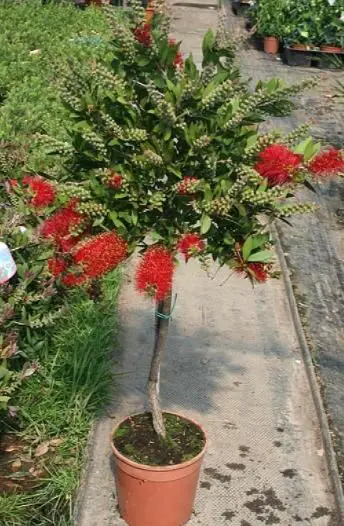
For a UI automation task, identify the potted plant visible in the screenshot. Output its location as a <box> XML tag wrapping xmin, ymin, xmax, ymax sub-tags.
<box><xmin>34</xmin><ymin>3</ymin><xmax>344</xmax><ymax>525</ymax></box>
<box><xmin>282</xmin><ymin>0</ymin><xmax>326</xmax><ymax>50</ymax></box>
<box><xmin>254</xmin><ymin>0</ymin><xmax>285</xmax><ymax>54</ymax></box>
<box><xmin>320</xmin><ymin>10</ymin><xmax>344</xmax><ymax>52</ymax></box>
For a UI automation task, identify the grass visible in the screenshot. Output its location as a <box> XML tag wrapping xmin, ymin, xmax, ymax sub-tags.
<box><xmin>0</xmin><ymin>269</ymin><xmax>122</xmax><ymax>526</ymax></box>
<box><xmin>0</xmin><ymin>0</ymin><xmax>118</xmax><ymax>170</ymax></box>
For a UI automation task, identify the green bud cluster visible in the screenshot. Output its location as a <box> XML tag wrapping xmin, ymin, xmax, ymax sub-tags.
<box><xmin>193</xmin><ymin>135</ymin><xmax>211</xmax><ymax>149</ymax></box>
<box><xmin>284</xmin><ymin>123</ymin><xmax>311</xmax><ymax>145</ymax></box>
<box><xmin>244</xmin><ymin>132</ymin><xmax>281</xmax><ymax>158</ymax></box>
<box><xmin>202</xmin><ymin>79</ymin><xmax>234</xmax><ymax>110</ymax></box>
<box><xmin>224</xmin><ymin>89</ymin><xmax>267</xmax><ymax>129</ymax></box>
<box><xmin>0</xmin><ymin>149</ymin><xmax>18</xmax><ymax>174</ymax></box>
<box><xmin>100</xmin><ymin>112</ymin><xmax>124</xmax><ymax>139</ymax></box>
<box><xmin>76</xmin><ymin>201</ymin><xmax>107</xmax><ymax>218</ymax></box>
<box><xmin>60</xmin><ymin>184</ymin><xmax>92</xmax><ymax>201</ymax></box>
<box><xmin>59</xmin><ymin>88</ymin><xmax>83</xmax><ymax>112</ymax></box>
<box><xmin>235</xmin><ymin>165</ymin><xmax>262</xmax><ymax>183</ymax></box>
<box><xmin>35</xmin><ymin>134</ymin><xmax>74</xmax><ymax>156</ymax></box>
<box><xmin>104</xmin><ymin>13</ymin><xmax>136</xmax><ymax>63</ymax></box>
<box><xmin>147</xmin><ymin>83</ymin><xmax>176</xmax><ymax>123</ymax></box>
<box><xmin>82</xmin><ymin>131</ymin><xmax>107</xmax><ymax>157</ymax></box>
<box><xmin>91</xmin><ymin>63</ymin><xmax>126</xmax><ymax>92</ymax></box>
<box><xmin>133</xmin><ymin>150</ymin><xmax>163</xmax><ymax>168</ymax></box>
<box><xmin>123</xmin><ymin>128</ymin><xmax>148</xmax><ymax>142</ymax></box>
<box><xmin>148</xmin><ymin>192</ymin><xmax>166</xmax><ymax>209</ymax></box>
<box><xmin>181</xmin><ymin>79</ymin><xmax>198</xmax><ymax>101</ymax></box>
<box><xmin>275</xmin><ymin>202</ymin><xmax>316</xmax><ymax>217</ymax></box>
<box><xmin>59</xmin><ymin>65</ymin><xmax>88</xmax><ymax>97</ymax></box>
<box><xmin>242</xmin><ymin>186</ymin><xmax>286</xmax><ymax>206</ymax></box>
<box><xmin>129</xmin><ymin>0</ymin><xmax>146</xmax><ymax>26</ymax></box>
<box><xmin>200</xmin><ymin>64</ymin><xmax>216</xmax><ymax>85</ymax></box>
<box><xmin>175</xmin><ymin>121</ymin><xmax>187</xmax><ymax>131</ymax></box>
<box><xmin>144</xmin><ymin>150</ymin><xmax>163</xmax><ymax>166</ymax></box>
<box><xmin>277</xmin><ymin>77</ymin><xmax>317</xmax><ymax>98</ymax></box>
<box><xmin>201</xmin><ymin>196</ymin><xmax>232</xmax><ymax>216</ymax></box>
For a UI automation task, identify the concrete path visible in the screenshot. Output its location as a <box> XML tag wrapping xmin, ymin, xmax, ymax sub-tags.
<box><xmin>226</xmin><ymin>2</ymin><xmax>344</xmax><ymax>489</ymax></box>
<box><xmin>76</xmin><ymin>3</ymin><xmax>341</xmax><ymax>525</ymax></box>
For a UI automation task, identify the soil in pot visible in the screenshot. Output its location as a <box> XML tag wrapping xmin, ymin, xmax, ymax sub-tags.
<box><xmin>291</xmin><ymin>43</ymin><xmax>310</xmax><ymax>50</ymax></box>
<box><xmin>113</xmin><ymin>412</ymin><xmax>206</xmax><ymax>466</ymax></box>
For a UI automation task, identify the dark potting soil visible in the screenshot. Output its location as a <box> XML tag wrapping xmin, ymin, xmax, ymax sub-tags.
<box><xmin>113</xmin><ymin>413</ymin><xmax>206</xmax><ymax>466</ymax></box>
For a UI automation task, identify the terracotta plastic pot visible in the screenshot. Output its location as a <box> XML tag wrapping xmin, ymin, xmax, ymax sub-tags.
<box><xmin>145</xmin><ymin>7</ymin><xmax>154</xmax><ymax>23</ymax></box>
<box><xmin>264</xmin><ymin>36</ymin><xmax>279</xmax><ymax>54</ymax></box>
<box><xmin>320</xmin><ymin>45</ymin><xmax>342</xmax><ymax>53</ymax></box>
<box><xmin>111</xmin><ymin>413</ymin><xmax>207</xmax><ymax>526</ymax></box>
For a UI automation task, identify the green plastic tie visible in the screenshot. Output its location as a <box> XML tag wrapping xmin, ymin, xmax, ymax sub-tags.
<box><xmin>155</xmin><ymin>294</ymin><xmax>178</xmax><ymax>320</ymax></box>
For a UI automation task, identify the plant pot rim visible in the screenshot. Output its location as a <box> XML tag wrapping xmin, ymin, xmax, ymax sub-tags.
<box><xmin>320</xmin><ymin>45</ymin><xmax>342</xmax><ymax>51</ymax></box>
<box><xmin>110</xmin><ymin>411</ymin><xmax>207</xmax><ymax>472</ymax></box>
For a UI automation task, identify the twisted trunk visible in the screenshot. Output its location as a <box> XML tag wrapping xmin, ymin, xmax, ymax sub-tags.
<box><xmin>147</xmin><ymin>293</ymin><xmax>172</xmax><ymax>439</ymax></box>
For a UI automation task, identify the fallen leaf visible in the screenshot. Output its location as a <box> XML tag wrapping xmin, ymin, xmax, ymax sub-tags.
<box><xmin>29</xmin><ymin>467</ymin><xmax>45</xmax><ymax>478</ymax></box>
<box><xmin>11</xmin><ymin>459</ymin><xmax>22</xmax><ymax>472</ymax></box>
<box><xmin>3</xmin><ymin>444</ymin><xmax>20</xmax><ymax>453</ymax></box>
<box><xmin>34</xmin><ymin>437</ymin><xmax>63</xmax><ymax>457</ymax></box>
<box><xmin>35</xmin><ymin>442</ymin><xmax>49</xmax><ymax>458</ymax></box>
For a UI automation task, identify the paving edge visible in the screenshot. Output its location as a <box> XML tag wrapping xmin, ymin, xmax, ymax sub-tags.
<box><xmin>73</xmin><ymin>418</ymin><xmax>100</xmax><ymax>525</ymax></box>
<box><xmin>272</xmin><ymin>224</ymin><xmax>344</xmax><ymax>523</ymax></box>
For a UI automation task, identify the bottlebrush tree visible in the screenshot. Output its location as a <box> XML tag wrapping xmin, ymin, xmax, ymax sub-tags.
<box><xmin>32</xmin><ymin>2</ymin><xmax>344</xmax><ymax>437</ymax></box>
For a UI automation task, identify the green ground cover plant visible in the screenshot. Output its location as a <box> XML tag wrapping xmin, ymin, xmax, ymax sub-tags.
<box><xmin>0</xmin><ymin>0</ymin><xmax>116</xmax><ymax>169</ymax></box>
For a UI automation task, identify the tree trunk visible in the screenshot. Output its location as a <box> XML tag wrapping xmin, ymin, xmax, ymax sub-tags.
<box><xmin>147</xmin><ymin>293</ymin><xmax>172</xmax><ymax>439</ymax></box>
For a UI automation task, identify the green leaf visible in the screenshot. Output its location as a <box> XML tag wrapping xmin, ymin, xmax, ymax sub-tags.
<box><xmin>202</xmin><ymin>29</ymin><xmax>215</xmax><ymax>55</ymax></box>
<box><xmin>200</xmin><ymin>214</ymin><xmax>212</xmax><ymax>234</ymax></box>
<box><xmin>294</xmin><ymin>137</ymin><xmax>320</xmax><ymax>161</ymax></box>
<box><xmin>247</xmin><ymin>250</ymin><xmax>274</xmax><ymax>262</ymax></box>
<box><xmin>251</xmin><ymin>234</ymin><xmax>270</xmax><ymax>251</ymax></box>
<box><xmin>204</xmin><ymin>187</ymin><xmax>213</xmax><ymax>201</ymax></box>
<box><xmin>131</xmin><ymin>211</ymin><xmax>138</xmax><ymax>225</ymax></box>
<box><xmin>246</xmin><ymin>133</ymin><xmax>258</xmax><ymax>148</ymax></box>
<box><xmin>164</xmin><ymin>128</ymin><xmax>172</xmax><ymax>141</ymax></box>
<box><xmin>242</xmin><ymin>237</ymin><xmax>253</xmax><ymax>261</ymax></box>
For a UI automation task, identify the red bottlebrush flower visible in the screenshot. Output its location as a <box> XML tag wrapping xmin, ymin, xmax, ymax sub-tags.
<box><xmin>108</xmin><ymin>172</ymin><xmax>123</xmax><ymax>189</ymax></box>
<box><xmin>41</xmin><ymin>200</ymin><xmax>85</xmax><ymax>252</ymax></box>
<box><xmin>235</xmin><ymin>261</ymin><xmax>268</xmax><ymax>283</ymax></box>
<box><xmin>73</xmin><ymin>231</ymin><xmax>128</xmax><ymax>279</ymax></box>
<box><xmin>48</xmin><ymin>257</ymin><xmax>67</xmax><ymax>277</ymax></box>
<box><xmin>22</xmin><ymin>175</ymin><xmax>56</xmax><ymax>208</ymax></box>
<box><xmin>177</xmin><ymin>176</ymin><xmax>199</xmax><ymax>195</ymax></box>
<box><xmin>168</xmin><ymin>38</ymin><xmax>184</xmax><ymax>68</ymax></box>
<box><xmin>255</xmin><ymin>144</ymin><xmax>302</xmax><ymax>187</ymax></box>
<box><xmin>135</xmin><ymin>246</ymin><xmax>175</xmax><ymax>301</ymax></box>
<box><xmin>134</xmin><ymin>23</ymin><xmax>152</xmax><ymax>47</ymax></box>
<box><xmin>173</xmin><ymin>51</ymin><xmax>184</xmax><ymax>68</ymax></box>
<box><xmin>177</xmin><ymin>233</ymin><xmax>205</xmax><ymax>262</ymax></box>
<box><xmin>9</xmin><ymin>179</ymin><xmax>18</xmax><ymax>188</ymax></box>
<box><xmin>62</xmin><ymin>273</ymin><xmax>87</xmax><ymax>287</ymax></box>
<box><xmin>308</xmin><ymin>149</ymin><xmax>344</xmax><ymax>176</ymax></box>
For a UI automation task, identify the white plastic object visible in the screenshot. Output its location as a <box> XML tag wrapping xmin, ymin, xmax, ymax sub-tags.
<box><xmin>0</xmin><ymin>242</ymin><xmax>17</xmax><ymax>284</ymax></box>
